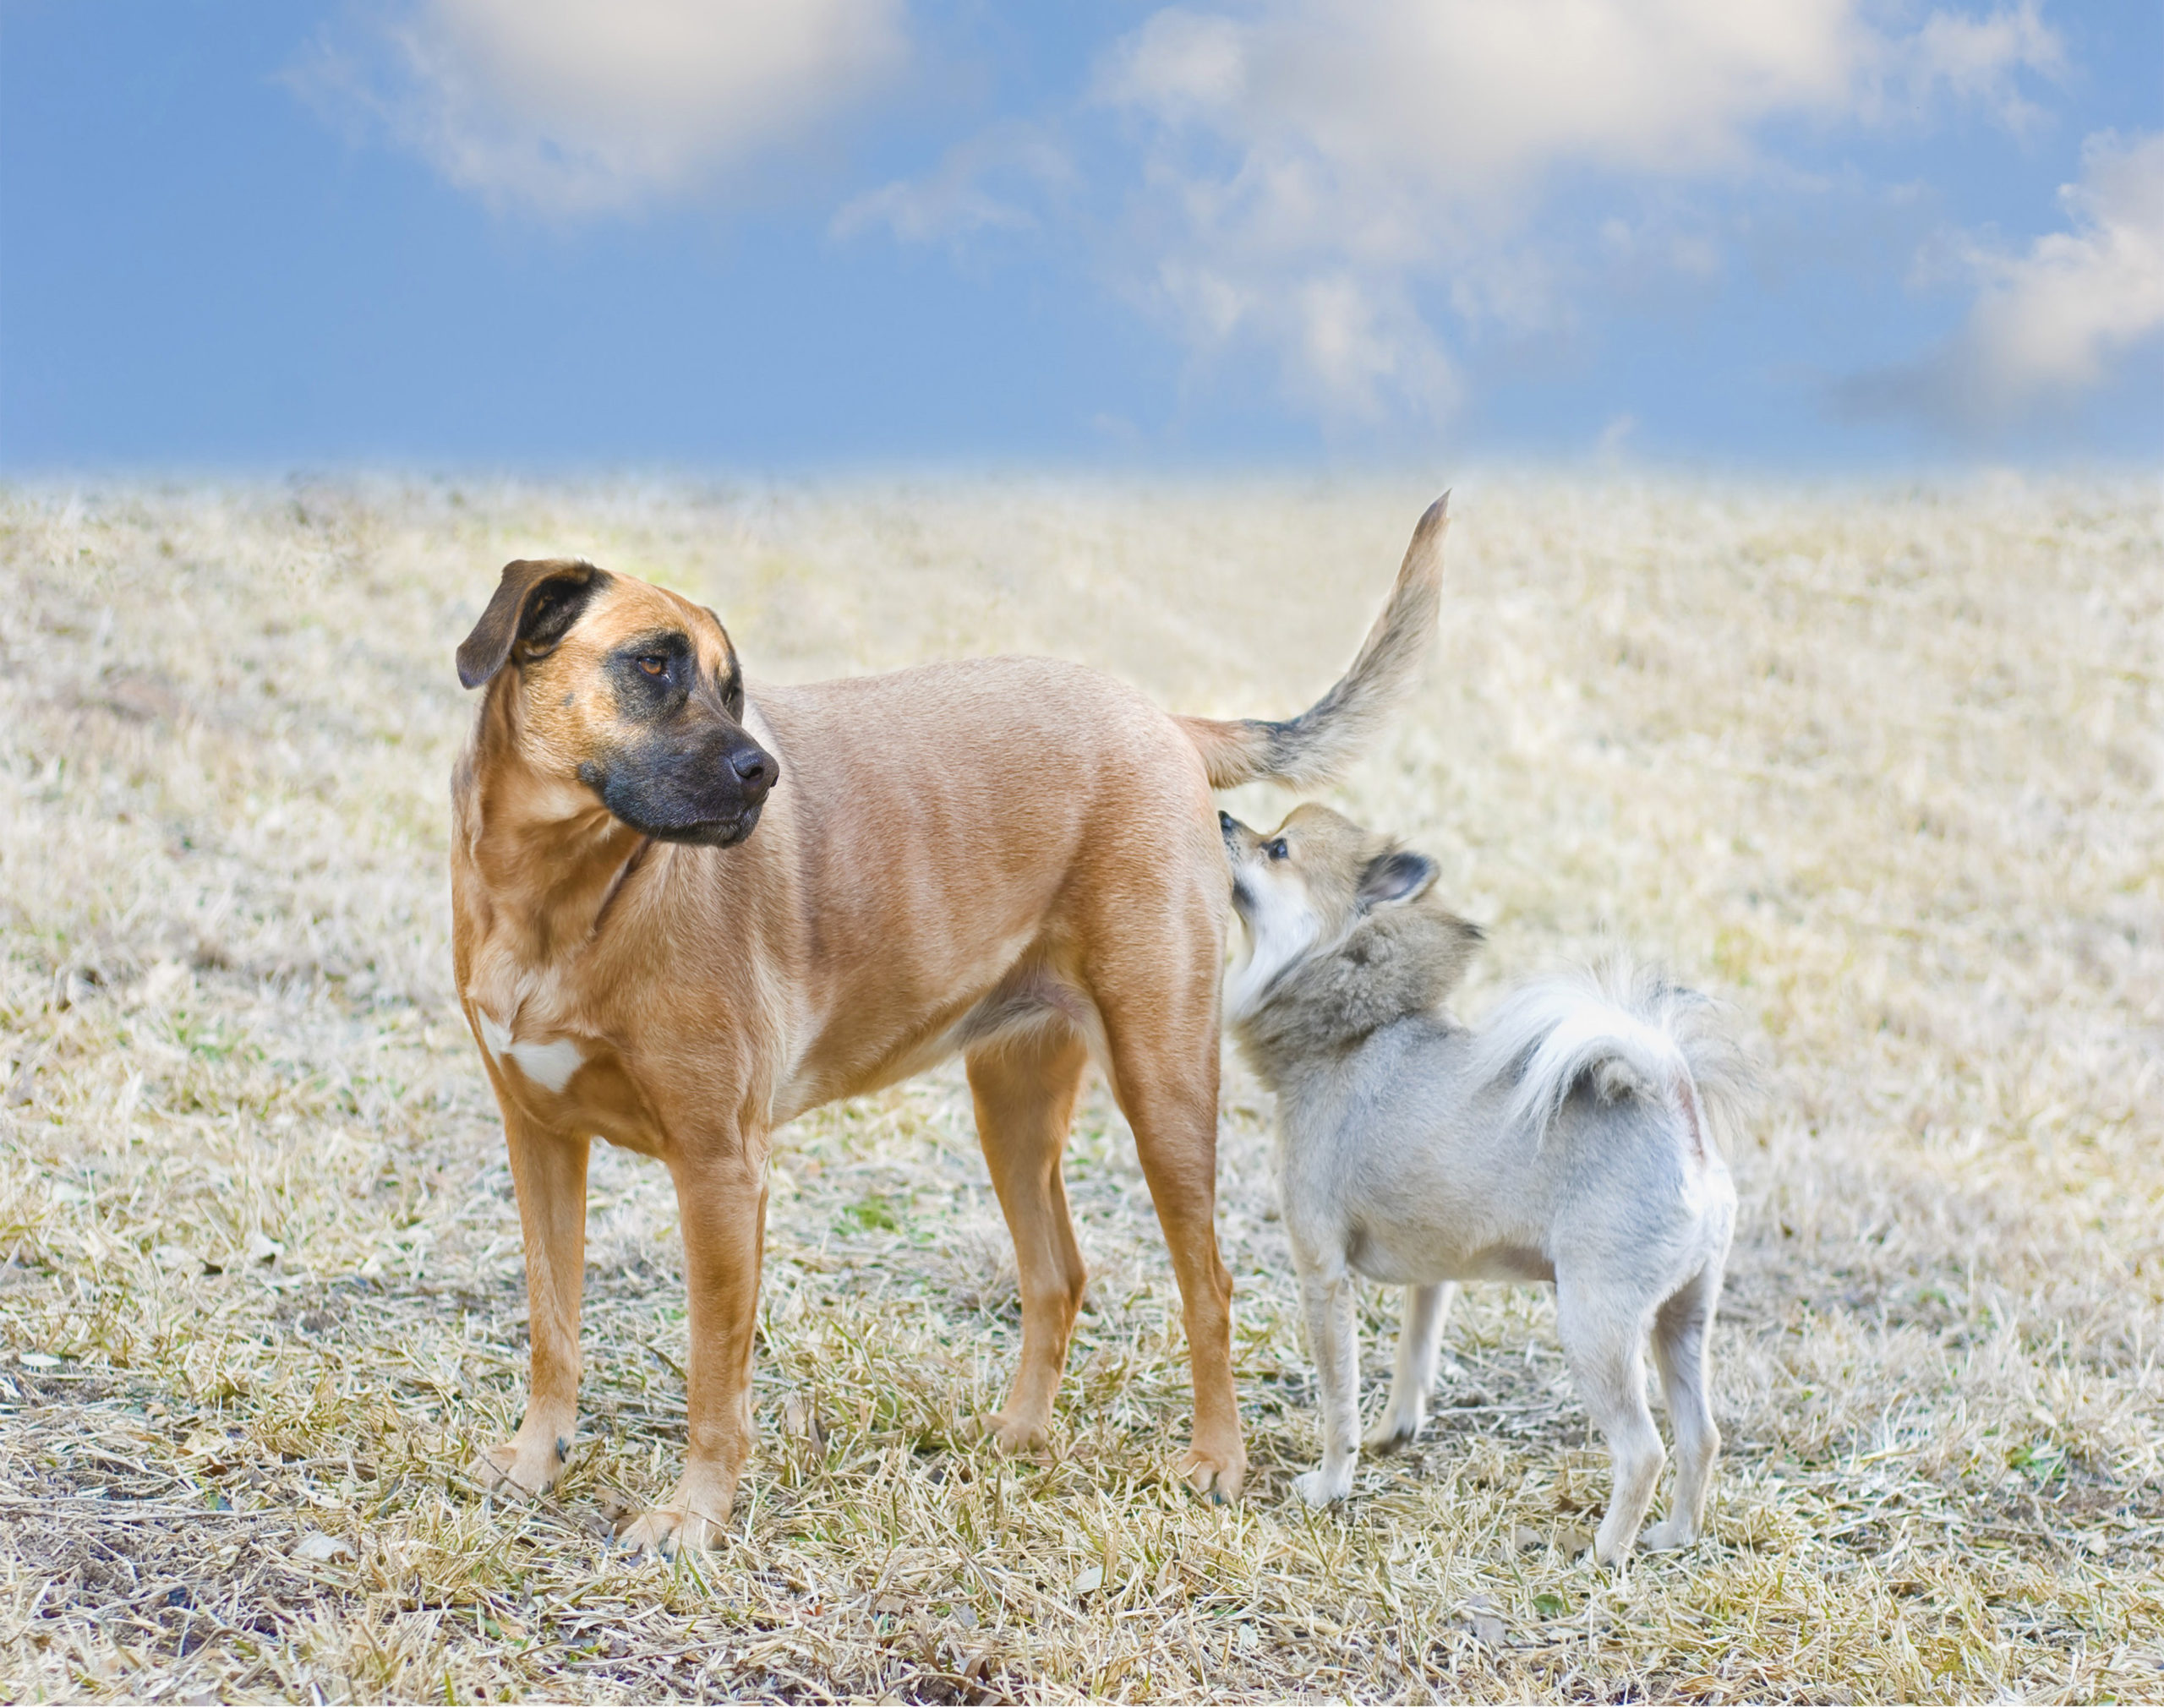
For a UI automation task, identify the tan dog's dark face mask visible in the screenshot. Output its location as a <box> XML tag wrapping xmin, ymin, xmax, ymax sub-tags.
<box><xmin>456</xmin><ymin>559</ymin><xmax>779</xmax><ymax>847</ymax></box>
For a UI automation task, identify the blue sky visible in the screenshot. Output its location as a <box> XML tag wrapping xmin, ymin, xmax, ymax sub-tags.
<box><xmin>2</xmin><ymin>0</ymin><xmax>2157</xmax><ymax>471</ymax></box>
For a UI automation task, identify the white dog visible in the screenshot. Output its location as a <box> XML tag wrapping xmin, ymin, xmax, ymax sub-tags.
<box><xmin>1221</xmin><ymin>804</ymin><xmax>1750</xmax><ymax>1565</ymax></box>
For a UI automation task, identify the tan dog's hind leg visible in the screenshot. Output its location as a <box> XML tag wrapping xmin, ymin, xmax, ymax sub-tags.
<box><xmin>1097</xmin><ymin>980</ymin><xmax>1246</xmax><ymax>1502</ymax></box>
<box><xmin>619</xmin><ymin>1149</ymin><xmax>768</xmax><ymax>1554</ymax></box>
<box><xmin>968</xmin><ymin>1029</ymin><xmax>1090</xmax><ymax>1453</ymax></box>
<box><xmin>471</xmin><ymin>1113</ymin><xmax>589</xmax><ymax>1498</ymax></box>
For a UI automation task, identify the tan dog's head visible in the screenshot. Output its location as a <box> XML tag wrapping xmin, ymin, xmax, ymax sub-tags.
<box><xmin>1218</xmin><ymin>803</ymin><xmax>1438</xmax><ymax>1016</ymax></box>
<box><xmin>456</xmin><ymin>559</ymin><xmax>778</xmax><ymax>847</ymax></box>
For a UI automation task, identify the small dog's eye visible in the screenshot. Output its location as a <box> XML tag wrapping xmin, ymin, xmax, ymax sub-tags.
<box><xmin>1267</xmin><ymin>839</ymin><xmax>1288</xmax><ymax>861</ymax></box>
<box><xmin>636</xmin><ymin>655</ymin><xmax>666</xmax><ymax>677</ymax></box>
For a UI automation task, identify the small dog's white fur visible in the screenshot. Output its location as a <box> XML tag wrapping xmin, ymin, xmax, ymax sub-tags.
<box><xmin>1221</xmin><ymin>804</ymin><xmax>1750</xmax><ymax>1565</ymax></box>
<box><xmin>1223</xmin><ymin>868</ymin><xmax>1322</xmax><ymax>1023</ymax></box>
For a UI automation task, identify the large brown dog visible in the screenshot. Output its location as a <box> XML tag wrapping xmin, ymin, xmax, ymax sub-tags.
<box><xmin>451</xmin><ymin>497</ymin><xmax>1448</xmax><ymax>1551</ymax></box>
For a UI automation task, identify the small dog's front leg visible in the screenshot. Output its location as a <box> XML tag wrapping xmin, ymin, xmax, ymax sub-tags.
<box><xmin>1292</xmin><ymin>1262</ymin><xmax>1361</xmax><ymax>1505</ymax></box>
<box><xmin>1364</xmin><ymin>1282</ymin><xmax>1456</xmax><ymax>1454</ymax></box>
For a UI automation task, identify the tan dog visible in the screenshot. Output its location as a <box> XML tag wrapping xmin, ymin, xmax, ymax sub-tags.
<box><xmin>450</xmin><ymin>497</ymin><xmax>1449</xmax><ymax>1551</ymax></box>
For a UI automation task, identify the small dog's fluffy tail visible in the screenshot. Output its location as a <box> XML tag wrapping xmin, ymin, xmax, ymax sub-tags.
<box><xmin>1178</xmin><ymin>494</ymin><xmax>1449</xmax><ymax>790</ymax></box>
<box><xmin>1471</xmin><ymin>959</ymin><xmax>1750</xmax><ymax>1165</ymax></box>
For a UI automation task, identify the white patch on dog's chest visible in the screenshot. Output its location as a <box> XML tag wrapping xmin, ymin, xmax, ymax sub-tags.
<box><xmin>473</xmin><ymin>1005</ymin><xmax>587</xmax><ymax>1094</ymax></box>
<box><xmin>475</xmin><ymin>1007</ymin><xmax>514</xmax><ymax>1061</ymax></box>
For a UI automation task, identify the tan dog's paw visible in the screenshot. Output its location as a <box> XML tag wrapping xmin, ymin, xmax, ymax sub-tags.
<box><xmin>1178</xmin><ymin>1439</ymin><xmax>1246</xmax><ymax>1504</ymax></box>
<box><xmin>468</xmin><ymin>1432</ymin><xmax>570</xmax><ymax>1498</ymax></box>
<box><xmin>615</xmin><ymin>1504</ymin><xmax>725</xmax><ymax>1557</ymax></box>
<box><xmin>973</xmin><ymin>1410</ymin><xmax>1052</xmax><ymax>1454</ymax></box>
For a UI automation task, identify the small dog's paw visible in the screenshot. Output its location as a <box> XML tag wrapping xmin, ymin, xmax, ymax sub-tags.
<box><xmin>467</xmin><ymin>1434</ymin><xmax>566</xmax><ymax>1498</ymax></box>
<box><xmin>973</xmin><ymin>1410</ymin><xmax>1051</xmax><ymax>1455</ymax></box>
<box><xmin>1638</xmin><ymin>1519</ymin><xmax>1697</xmax><ymax>1552</ymax></box>
<box><xmin>1362</xmin><ymin>1413</ymin><xmax>1420</xmax><ymax>1454</ymax></box>
<box><xmin>1292</xmin><ymin>1468</ymin><xmax>1347</xmax><ymax>1507</ymax></box>
<box><xmin>1592</xmin><ymin>1525</ymin><xmax>1638</xmax><ymax>1567</ymax></box>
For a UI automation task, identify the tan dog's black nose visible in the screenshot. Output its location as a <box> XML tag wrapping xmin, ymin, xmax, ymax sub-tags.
<box><xmin>732</xmin><ymin>747</ymin><xmax>778</xmax><ymax>805</ymax></box>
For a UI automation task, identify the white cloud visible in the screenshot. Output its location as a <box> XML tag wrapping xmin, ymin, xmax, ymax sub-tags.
<box><xmin>292</xmin><ymin>0</ymin><xmax>909</xmax><ymax>215</ymax></box>
<box><xmin>833</xmin><ymin>124</ymin><xmax>1075</xmax><ymax>247</ymax></box>
<box><xmin>1900</xmin><ymin>0</ymin><xmax>2064</xmax><ymax>133</ymax></box>
<box><xmin>1090</xmin><ymin>0</ymin><xmax>2063</xmax><ymax>422</ymax></box>
<box><xmin>1101</xmin><ymin>0</ymin><xmax>1866</xmax><ymax>194</ymax></box>
<box><xmin>1840</xmin><ymin>129</ymin><xmax>2164</xmax><ymax>429</ymax></box>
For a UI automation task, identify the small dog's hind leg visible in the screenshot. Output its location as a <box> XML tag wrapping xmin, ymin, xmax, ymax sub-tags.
<box><xmin>1363</xmin><ymin>1282</ymin><xmax>1456</xmax><ymax>1454</ymax></box>
<box><xmin>967</xmin><ymin>1028</ymin><xmax>1091</xmax><ymax>1454</ymax></box>
<box><xmin>1642</xmin><ymin>1263</ymin><xmax>1724</xmax><ymax>1552</ymax></box>
<box><xmin>1557</xmin><ymin>1279</ymin><xmax>1664</xmax><ymax>1565</ymax></box>
<box><xmin>1292</xmin><ymin>1258</ymin><xmax>1362</xmax><ymax>1504</ymax></box>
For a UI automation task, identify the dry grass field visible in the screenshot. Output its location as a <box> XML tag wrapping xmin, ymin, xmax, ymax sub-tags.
<box><xmin>1</xmin><ymin>473</ymin><xmax>2159</xmax><ymax>1703</ymax></box>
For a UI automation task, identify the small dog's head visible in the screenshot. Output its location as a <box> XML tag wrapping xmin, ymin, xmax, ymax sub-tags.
<box><xmin>456</xmin><ymin>559</ymin><xmax>778</xmax><ymax>848</ymax></box>
<box><xmin>1218</xmin><ymin>803</ymin><xmax>1440</xmax><ymax>1018</ymax></box>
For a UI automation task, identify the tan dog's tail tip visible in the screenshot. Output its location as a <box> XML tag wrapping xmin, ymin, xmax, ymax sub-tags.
<box><xmin>1179</xmin><ymin>491</ymin><xmax>1450</xmax><ymax>792</ymax></box>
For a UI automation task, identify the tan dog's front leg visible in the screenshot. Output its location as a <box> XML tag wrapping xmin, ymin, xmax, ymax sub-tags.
<box><xmin>618</xmin><ymin>1148</ymin><xmax>768</xmax><ymax>1554</ymax></box>
<box><xmin>967</xmin><ymin>1030</ymin><xmax>1090</xmax><ymax>1452</ymax></box>
<box><xmin>471</xmin><ymin>1110</ymin><xmax>589</xmax><ymax>1498</ymax></box>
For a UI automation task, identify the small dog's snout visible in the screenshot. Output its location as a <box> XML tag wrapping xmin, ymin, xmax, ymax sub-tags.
<box><xmin>731</xmin><ymin>747</ymin><xmax>778</xmax><ymax>803</ymax></box>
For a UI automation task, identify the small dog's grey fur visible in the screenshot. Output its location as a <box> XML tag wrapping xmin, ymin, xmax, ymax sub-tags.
<box><xmin>1221</xmin><ymin>804</ymin><xmax>1751</xmax><ymax>1565</ymax></box>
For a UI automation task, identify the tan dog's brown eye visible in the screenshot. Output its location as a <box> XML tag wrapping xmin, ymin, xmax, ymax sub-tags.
<box><xmin>1268</xmin><ymin>839</ymin><xmax>1289</xmax><ymax>860</ymax></box>
<box><xmin>636</xmin><ymin>656</ymin><xmax>666</xmax><ymax>677</ymax></box>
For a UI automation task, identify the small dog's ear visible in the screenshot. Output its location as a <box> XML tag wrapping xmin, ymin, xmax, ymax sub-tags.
<box><xmin>1358</xmin><ymin>848</ymin><xmax>1438</xmax><ymax>909</ymax></box>
<box><xmin>456</xmin><ymin>559</ymin><xmax>608</xmax><ymax>690</ymax></box>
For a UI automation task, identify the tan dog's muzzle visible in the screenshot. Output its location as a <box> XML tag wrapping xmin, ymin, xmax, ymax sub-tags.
<box><xmin>582</xmin><ymin>718</ymin><xmax>778</xmax><ymax>848</ymax></box>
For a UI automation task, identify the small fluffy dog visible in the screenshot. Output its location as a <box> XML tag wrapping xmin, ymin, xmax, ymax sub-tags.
<box><xmin>1221</xmin><ymin>805</ymin><xmax>1749</xmax><ymax>1564</ymax></box>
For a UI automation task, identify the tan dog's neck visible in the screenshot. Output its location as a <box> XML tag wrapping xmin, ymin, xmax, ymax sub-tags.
<box><xmin>460</xmin><ymin>685</ymin><xmax>651</xmax><ymax>966</ymax></box>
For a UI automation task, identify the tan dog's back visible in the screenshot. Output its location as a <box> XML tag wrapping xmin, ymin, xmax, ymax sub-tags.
<box><xmin>751</xmin><ymin>656</ymin><xmax>1223</xmax><ymax>1115</ymax></box>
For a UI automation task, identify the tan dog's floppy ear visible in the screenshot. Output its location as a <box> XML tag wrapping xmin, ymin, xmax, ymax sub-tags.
<box><xmin>1358</xmin><ymin>848</ymin><xmax>1438</xmax><ymax>909</ymax></box>
<box><xmin>456</xmin><ymin>559</ymin><xmax>609</xmax><ymax>690</ymax></box>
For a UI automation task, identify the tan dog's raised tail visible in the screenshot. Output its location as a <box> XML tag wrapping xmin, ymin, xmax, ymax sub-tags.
<box><xmin>451</xmin><ymin>497</ymin><xmax>1449</xmax><ymax>1550</ymax></box>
